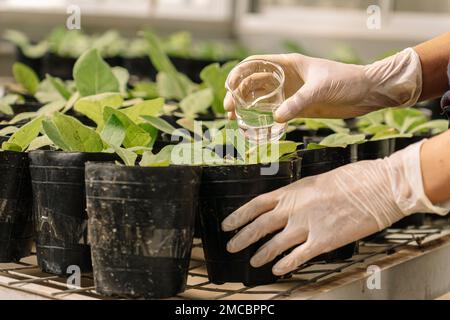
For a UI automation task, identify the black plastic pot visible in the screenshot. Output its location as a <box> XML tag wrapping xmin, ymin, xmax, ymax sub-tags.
<box><xmin>299</xmin><ymin>145</ymin><xmax>357</xmax><ymax>177</ymax></box>
<box><xmin>42</xmin><ymin>53</ymin><xmax>76</xmax><ymax>80</ymax></box>
<box><xmin>85</xmin><ymin>163</ymin><xmax>202</xmax><ymax>299</ymax></box>
<box><xmin>357</xmin><ymin>139</ymin><xmax>393</xmax><ymax>161</ymax></box>
<box><xmin>394</xmin><ymin>135</ymin><xmax>429</xmax><ymax>152</ymax></box>
<box><xmin>123</xmin><ymin>56</ymin><xmax>157</xmax><ymax>80</ymax></box>
<box><xmin>299</xmin><ymin>146</ymin><xmax>358</xmax><ymax>261</ymax></box>
<box><xmin>11</xmin><ymin>101</ymin><xmax>44</xmax><ymax>115</ymax></box>
<box><xmin>28</xmin><ymin>151</ymin><xmax>117</xmax><ymax>275</ymax></box>
<box><xmin>0</xmin><ymin>96</ymin><xmax>43</xmax><ymax>122</ymax></box>
<box><xmin>0</xmin><ymin>151</ymin><xmax>34</xmax><ymax>262</ymax></box>
<box><xmin>16</xmin><ymin>47</ymin><xmax>43</xmax><ymax>78</ymax></box>
<box><xmin>199</xmin><ymin>160</ymin><xmax>300</xmax><ymax>286</ymax></box>
<box><xmin>104</xmin><ymin>56</ymin><xmax>123</xmax><ymax>68</ymax></box>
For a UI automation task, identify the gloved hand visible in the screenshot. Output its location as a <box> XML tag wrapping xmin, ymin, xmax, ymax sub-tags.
<box><xmin>221</xmin><ymin>141</ymin><xmax>450</xmax><ymax>276</ymax></box>
<box><xmin>224</xmin><ymin>48</ymin><xmax>423</xmax><ymax>122</ymax></box>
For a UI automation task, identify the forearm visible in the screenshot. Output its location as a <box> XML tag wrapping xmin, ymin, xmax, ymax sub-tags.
<box><xmin>414</xmin><ymin>30</ymin><xmax>450</xmax><ymax>101</ymax></box>
<box><xmin>421</xmin><ymin>130</ymin><xmax>450</xmax><ymax>204</ymax></box>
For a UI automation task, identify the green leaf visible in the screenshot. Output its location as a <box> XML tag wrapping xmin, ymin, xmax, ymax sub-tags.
<box><xmin>103</xmin><ymin>107</ymin><xmax>152</xmax><ymax>148</ymax></box>
<box><xmin>200</xmin><ymin>61</ymin><xmax>238</xmax><ymax>114</ymax></box>
<box><xmin>0</xmin><ymin>94</ymin><xmax>20</xmax><ymax>115</ymax></box>
<box><xmin>131</xmin><ymin>81</ymin><xmax>159</xmax><ymax>99</ymax></box>
<box><xmin>307</xmin><ymin>133</ymin><xmax>366</xmax><ymax>149</ymax></box>
<box><xmin>1</xmin><ymin>116</ymin><xmax>44</xmax><ymax>151</ymax></box>
<box><xmin>73</xmin><ymin>48</ymin><xmax>120</xmax><ymax>97</ymax></box>
<box><xmin>35</xmin><ymin>78</ymin><xmax>66</xmax><ymax>103</ymax></box>
<box><xmin>9</xmin><ymin>112</ymin><xmax>37</xmax><ymax>124</ymax></box>
<box><xmin>12</xmin><ymin>62</ymin><xmax>40</xmax><ymax>95</ymax></box>
<box><xmin>4</xmin><ymin>30</ymin><xmax>29</xmax><ymax>48</ymax></box>
<box><xmin>139</xmin><ymin>145</ymin><xmax>175</xmax><ymax>167</ymax></box>
<box><xmin>112</xmin><ymin>146</ymin><xmax>138</xmax><ymax>166</ymax></box>
<box><xmin>46</xmin><ymin>74</ymin><xmax>71</xmax><ymax>100</ymax></box>
<box><xmin>143</xmin><ymin>30</ymin><xmax>191</xmax><ymax>99</ymax></box>
<box><xmin>356</xmin><ymin>109</ymin><xmax>386</xmax><ymax>128</ymax></box>
<box><xmin>74</xmin><ymin>93</ymin><xmax>123</xmax><ymax>127</ymax></box>
<box><xmin>101</xmin><ymin>114</ymin><xmax>126</xmax><ymax>147</ymax></box>
<box><xmin>409</xmin><ymin>120</ymin><xmax>448</xmax><ymax>135</ymax></box>
<box><xmin>27</xmin><ymin>135</ymin><xmax>53</xmax><ymax>151</ymax></box>
<box><xmin>303</xmin><ymin>118</ymin><xmax>349</xmax><ymax>133</ymax></box>
<box><xmin>179</xmin><ymin>88</ymin><xmax>213</xmax><ymax>118</ymax></box>
<box><xmin>359</xmin><ymin>124</ymin><xmax>391</xmax><ymax>135</ymax></box>
<box><xmin>37</xmin><ymin>100</ymin><xmax>66</xmax><ymax>116</ymax></box>
<box><xmin>111</xmin><ymin>67</ymin><xmax>130</xmax><ymax>96</ymax></box>
<box><xmin>177</xmin><ymin>118</ymin><xmax>204</xmax><ymax>138</ymax></box>
<box><xmin>121</xmin><ymin>98</ymin><xmax>164</xmax><ymax>123</ymax></box>
<box><xmin>0</xmin><ymin>126</ymin><xmax>18</xmax><ymax>136</ymax></box>
<box><xmin>384</xmin><ymin>108</ymin><xmax>427</xmax><ymax>132</ymax></box>
<box><xmin>370</xmin><ymin>130</ymin><xmax>412</xmax><ymax>141</ymax></box>
<box><xmin>247</xmin><ymin>141</ymin><xmax>300</xmax><ymax>164</ymax></box>
<box><xmin>141</xmin><ymin>115</ymin><xmax>192</xmax><ymax>142</ymax></box>
<box><xmin>42</xmin><ymin>113</ymin><xmax>104</xmax><ymax>152</ymax></box>
<box><xmin>156</xmin><ymin>72</ymin><xmax>188</xmax><ymax>101</ymax></box>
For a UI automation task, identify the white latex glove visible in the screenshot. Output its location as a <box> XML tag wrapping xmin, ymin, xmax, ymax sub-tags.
<box><xmin>224</xmin><ymin>48</ymin><xmax>422</xmax><ymax>122</ymax></box>
<box><xmin>221</xmin><ymin>141</ymin><xmax>450</xmax><ymax>276</ymax></box>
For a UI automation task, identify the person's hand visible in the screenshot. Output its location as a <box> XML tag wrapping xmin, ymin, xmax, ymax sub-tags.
<box><xmin>224</xmin><ymin>49</ymin><xmax>422</xmax><ymax>122</ymax></box>
<box><xmin>221</xmin><ymin>141</ymin><xmax>450</xmax><ymax>276</ymax></box>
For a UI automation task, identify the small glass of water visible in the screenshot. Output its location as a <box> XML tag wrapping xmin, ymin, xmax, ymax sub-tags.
<box><xmin>226</xmin><ymin>59</ymin><xmax>287</xmax><ymax>143</ymax></box>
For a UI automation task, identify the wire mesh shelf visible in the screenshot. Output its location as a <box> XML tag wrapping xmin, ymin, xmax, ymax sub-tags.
<box><xmin>0</xmin><ymin>220</ymin><xmax>449</xmax><ymax>300</ymax></box>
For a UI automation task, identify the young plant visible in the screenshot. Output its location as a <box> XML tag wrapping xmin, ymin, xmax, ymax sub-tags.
<box><xmin>4</xmin><ymin>29</ymin><xmax>48</xmax><ymax>59</ymax></box>
<box><xmin>138</xmin><ymin>119</ymin><xmax>299</xmax><ymax>167</ymax></box>
<box><xmin>143</xmin><ymin>30</ymin><xmax>196</xmax><ymax>101</ymax></box>
<box><xmin>356</xmin><ymin>107</ymin><xmax>444</xmax><ymax>141</ymax></box>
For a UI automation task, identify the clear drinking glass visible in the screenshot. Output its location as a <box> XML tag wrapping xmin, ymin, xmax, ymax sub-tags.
<box><xmin>226</xmin><ymin>60</ymin><xmax>287</xmax><ymax>143</ymax></box>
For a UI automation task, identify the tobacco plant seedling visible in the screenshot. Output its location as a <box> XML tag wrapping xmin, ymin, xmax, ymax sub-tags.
<box><xmin>357</xmin><ymin>107</ymin><xmax>447</xmax><ymax>141</ymax></box>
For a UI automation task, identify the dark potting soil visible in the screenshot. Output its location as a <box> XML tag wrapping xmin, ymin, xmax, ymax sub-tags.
<box><xmin>85</xmin><ymin>163</ymin><xmax>202</xmax><ymax>299</ymax></box>
<box><xmin>28</xmin><ymin>151</ymin><xmax>117</xmax><ymax>275</ymax></box>
<box><xmin>199</xmin><ymin>160</ymin><xmax>301</xmax><ymax>286</ymax></box>
<box><xmin>123</xmin><ymin>56</ymin><xmax>157</xmax><ymax>80</ymax></box>
<box><xmin>0</xmin><ymin>151</ymin><xmax>34</xmax><ymax>262</ymax></box>
<box><xmin>299</xmin><ymin>146</ymin><xmax>358</xmax><ymax>262</ymax></box>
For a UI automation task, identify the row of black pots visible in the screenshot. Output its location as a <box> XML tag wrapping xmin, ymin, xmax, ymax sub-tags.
<box><xmin>16</xmin><ymin>47</ymin><xmax>228</xmax><ymax>82</ymax></box>
<box><xmin>0</xmin><ymin>134</ymin><xmax>435</xmax><ymax>298</ymax></box>
<box><xmin>0</xmin><ymin>147</ymin><xmax>358</xmax><ymax>297</ymax></box>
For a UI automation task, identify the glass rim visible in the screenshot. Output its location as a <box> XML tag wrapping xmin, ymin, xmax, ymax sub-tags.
<box><xmin>225</xmin><ymin>59</ymin><xmax>286</xmax><ymax>106</ymax></box>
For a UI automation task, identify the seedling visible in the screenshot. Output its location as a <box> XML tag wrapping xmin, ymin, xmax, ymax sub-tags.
<box><xmin>357</xmin><ymin>107</ymin><xmax>447</xmax><ymax>140</ymax></box>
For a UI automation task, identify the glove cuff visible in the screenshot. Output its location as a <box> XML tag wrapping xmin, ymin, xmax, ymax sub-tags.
<box><xmin>388</xmin><ymin>140</ymin><xmax>450</xmax><ymax>217</ymax></box>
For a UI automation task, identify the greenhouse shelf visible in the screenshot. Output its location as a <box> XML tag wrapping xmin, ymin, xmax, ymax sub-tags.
<box><xmin>1</xmin><ymin>221</ymin><xmax>450</xmax><ymax>300</ymax></box>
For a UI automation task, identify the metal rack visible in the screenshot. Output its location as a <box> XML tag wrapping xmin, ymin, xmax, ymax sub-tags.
<box><xmin>0</xmin><ymin>221</ymin><xmax>449</xmax><ymax>300</ymax></box>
